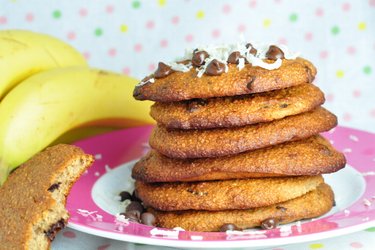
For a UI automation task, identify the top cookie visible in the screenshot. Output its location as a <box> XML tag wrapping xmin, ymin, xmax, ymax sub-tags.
<box><xmin>133</xmin><ymin>43</ymin><xmax>316</xmax><ymax>102</ymax></box>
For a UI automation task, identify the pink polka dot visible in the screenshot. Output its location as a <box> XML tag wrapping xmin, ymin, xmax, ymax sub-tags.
<box><xmin>353</xmin><ymin>90</ymin><xmax>361</xmax><ymax>98</ymax></box>
<box><xmin>134</xmin><ymin>43</ymin><xmax>143</xmax><ymax>52</ymax></box>
<box><xmin>67</xmin><ymin>31</ymin><xmax>76</xmax><ymax>40</ymax></box>
<box><xmin>249</xmin><ymin>0</ymin><xmax>257</xmax><ymax>8</ymax></box>
<box><xmin>83</xmin><ymin>51</ymin><xmax>91</xmax><ymax>60</ymax></box>
<box><xmin>343</xmin><ymin>113</ymin><xmax>352</xmax><ymax>122</ymax></box>
<box><xmin>347</xmin><ymin>46</ymin><xmax>356</xmax><ymax>55</ymax></box>
<box><xmin>97</xmin><ymin>244</ymin><xmax>111</xmax><ymax>250</ymax></box>
<box><xmin>342</xmin><ymin>2</ymin><xmax>351</xmax><ymax>11</ymax></box>
<box><xmin>350</xmin><ymin>242</ymin><xmax>363</xmax><ymax>248</ymax></box>
<box><xmin>0</xmin><ymin>16</ymin><xmax>7</xmax><ymax>25</ymax></box>
<box><xmin>222</xmin><ymin>4</ymin><xmax>231</xmax><ymax>14</ymax></box>
<box><xmin>106</xmin><ymin>5</ymin><xmax>114</xmax><ymax>13</ymax></box>
<box><xmin>320</xmin><ymin>50</ymin><xmax>328</xmax><ymax>59</ymax></box>
<box><xmin>108</xmin><ymin>48</ymin><xmax>117</xmax><ymax>57</ymax></box>
<box><xmin>148</xmin><ymin>63</ymin><xmax>156</xmax><ymax>71</ymax></box>
<box><xmin>238</xmin><ymin>24</ymin><xmax>246</xmax><ymax>32</ymax></box>
<box><xmin>25</xmin><ymin>13</ymin><xmax>34</xmax><ymax>22</ymax></box>
<box><xmin>370</xmin><ymin>0</ymin><xmax>375</xmax><ymax>7</ymax></box>
<box><xmin>79</xmin><ymin>8</ymin><xmax>88</xmax><ymax>17</ymax></box>
<box><xmin>160</xmin><ymin>39</ymin><xmax>168</xmax><ymax>48</ymax></box>
<box><xmin>171</xmin><ymin>16</ymin><xmax>179</xmax><ymax>24</ymax></box>
<box><xmin>305</xmin><ymin>32</ymin><xmax>313</xmax><ymax>41</ymax></box>
<box><xmin>274</xmin><ymin>0</ymin><xmax>282</xmax><ymax>3</ymax></box>
<box><xmin>326</xmin><ymin>94</ymin><xmax>334</xmax><ymax>102</ymax></box>
<box><xmin>315</xmin><ymin>7</ymin><xmax>324</xmax><ymax>16</ymax></box>
<box><xmin>62</xmin><ymin>230</ymin><xmax>76</xmax><ymax>238</ymax></box>
<box><xmin>185</xmin><ymin>34</ymin><xmax>194</xmax><ymax>43</ymax></box>
<box><xmin>278</xmin><ymin>37</ymin><xmax>288</xmax><ymax>45</ymax></box>
<box><xmin>370</xmin><ymin>109</ymin><xmax>375</xmax><ymax>118</ymax></box>
<box><xmin>212</xmin><ymin>29</ymin><xmax>221</xmax><ymax>39</ymax></box>
<box><xmin>146</xmin><ymin>20</ymin><xmax>155</xmax><ymax>29</ymax></box>
<box><xmin>122</xmin><ymin>67</ymin><xmax>131</xmax><ymax>75</ymax></box>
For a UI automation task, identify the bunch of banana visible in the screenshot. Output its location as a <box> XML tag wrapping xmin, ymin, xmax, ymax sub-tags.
<box><xmin>0</xmin><ymin>31</ymin><xmax>154</xmax><ymax>185</ymax></box>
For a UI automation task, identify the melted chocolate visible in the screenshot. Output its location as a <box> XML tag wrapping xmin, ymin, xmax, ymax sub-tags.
<box><xmin>192</xmin><ymin>50</ymin><xmax>209</xmax><ymax>67</ymax></box>
<box><xmin>154</xmin><ymin>62</ymin><xmax>174</xmax><ymax>78</ymax></box>
<box><xmin>266</xmin><ymin>45</ymin><xmax>285</xmax><ymax>60</ymax></box>
<box><xmin>44</xmin><ymin>219</ymin><xmax>66</xmax><ymax>241</ymax></box>
<box><xmin>47</xmin><ymin>182</ymin><xmax>61</xmax><ymax>192</ymax></box>
<box><xmin>205</xmin><ymin>59</ymin><xmax>226</xmax><ymax>76</ymax></box>
<box><xmin>260</xmin><ymin>218</ymin><xmax>279</xmax><ymax>230</ymax></box>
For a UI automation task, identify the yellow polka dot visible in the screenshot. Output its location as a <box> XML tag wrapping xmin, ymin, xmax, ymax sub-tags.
<box><xmin>336</xmin><ymin>70</ymin><xmax>344</xmax><ymax>78</ymax></box>
<box><xmin>158</xmin><ymin>0</ymin><xmax>167</xmax><ymax>6</ymax></box>
<box><xmin>196</xmin><ymin>10</ymin><xmax>205</xmax><ymax>19</ymax></box>
<box><xmin>358</xmin><ymin>22</ymin><xmax>366</xmax><ymax>31</ymax></box>
<box><xmin>120</xmin><ymin>24</ymin><xmax>128</xmax><ymax>33</ymax></box>
<box><xmin>309</xmin><ymin>243</ymin><xmax>324</xmax><ymax>249</ymax></box>
<box><xmin>263</xmin><ymin>19</ymin><xmax>271</xmax><ymax>28</ymax></box>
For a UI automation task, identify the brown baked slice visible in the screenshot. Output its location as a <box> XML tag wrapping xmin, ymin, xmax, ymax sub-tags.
<box><xmin>150</xmin><ymin>107</ymin><xmax>337</xmax><ymax>159</ymax></box>
<box><xmin>150</xmin><ymin>183</ymin><xmax>334</xmax><ymax>232</ymax></box>
<box><xmin>135</xmin><ymin>175</ymin><xmax>323</xmax><ymax>211</ymax></box>
<box><xmin>0</xmin><ymin>144</ymin><xmax>94</xmax><ymax>250</ymax></box>
<box><xmin>134</xmin><ymin>58</ymin><xmax>316</xmax><ymax>102</ymax></box>
<box><xmin>132</xmin><ymin>135</ymin><xmax>346</xmax><ymax>182</ymax></box>
<box><xmin>150</xmin><ymin>84</ymin><xmax>325</xmax><ymax>129</ymax></box>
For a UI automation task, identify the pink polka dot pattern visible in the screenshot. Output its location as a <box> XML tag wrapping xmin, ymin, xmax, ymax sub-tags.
<box><xmin>212</xmin><ymin>29</ymin><xmax>221</xmax><ymax>38</ymax></box>
<box><xmin>108</xmin><ymin>48</ymin><xmax>117</xmax><ymax>57</ymax></box>
<box><xmin>83</xmin><ymin>51</ymin><xmax>91</xmax><ymax>60</ymax></box>
<box><xmin>185</xmin><ymin>34</ymin><xmax>194</xmax><ymax>43</ymax></box>
<box><xmin>79</xmin><ymin>8</ymin><xmax>88</xmax><ymax>17</ymax></box>
<box><xmin>25</xmin><ymin>13</ymin><xmax>34</xmax><ymax>22</ymax></box>
<box><xmin>353</xmin><ymin>90</ymin><xmax>361</xmax><ymax>98</ymax></box>
<box><xmin>171</xmin><ymin>16</ymin><xmax>179</xmax><ymax>24</ymax></box>
<box><xmin>350</xmin><ymin>242</ymin><xmax>363</xmax><ymax>248</ymax></box>
<box><xmin>160</xmin><ymin>39</ymin><xmax>168</xmax><ymax>48</ymax></box>
<box><xmin>222</xmin><ymin>4</ymin><xmax>231</xmax><ymax>14</ymax></box>
<box><xmin>148</xmin><ymin>63</ymin><xmax>156</xmax><ymax>71</ymax></box>
<box><xmin>106</xmin><ymin>5</ymin><xmax>114</xmax><ymax>14</ymax></box>
<box><xmin>370</xmin><ymin>0</ymin><xmax>375</xmax><ymax>7</ymax></box>
<box><xmin>249</xmin><ymin>0</ymin><xmax>257</xmax><ymax>8</ymax></box>
<box><xmin>315</xmin><ymin>7</ymin><xmax>324</xmax><ymax>16</ymax></box>
<box><xmin>278</xmin><ymin>37</ymin><xmax>288</xmax><ymax>45</ymax></box>
<box><xmin>343</xmin><ymin>113</ymin><xmax>352</xmax><ymax>122</ymax></box>
<box><xmin>305</xmin><ymin>32</ymin><xmax>313</xmax><ymax>41</ymax></box>
<box><xmin>122</xmin><ymin>67</ymin><xmax>131</xmax><ymax>75</ymax></box>
<box><xmin>238</xmin><ymin>23</ymin><xmax>246</xmax><ymax>32</ymax></box>
<box><xmin>319</xmin><ymin>50</ymin><xmax>328</xmax><ymax>59</ymax></box>
<box><xmin>67</xmin><ymin>31</ymin><xmax>76</xmax><ymax>40</ymax></box>
<box><xmin>146</xmin><ymin>20</ymin><xmax>155</xmax><ymax>29</ymax></box>
<box><xmin>342</xmin><ymin>2</ymin><xmax>351</xmax><ymax>11</ymax></box>
<box><xmin>62</xmin><ymin>230</ymin><xmax>76</xmax><ymax>238</ymax></box>
<box><xmin>134</xmin><ymin>43</ymin><xmax>143</xmax><ymax>52</ymax></box>
<box><xmin>347</xmin><ymin>46</ymin><xmax>356</xmax><ymax>55</ymax></box>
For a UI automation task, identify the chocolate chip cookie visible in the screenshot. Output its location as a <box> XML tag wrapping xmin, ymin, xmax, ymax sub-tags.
<box><xmin>150</xmin><ymin>84</ymin><xmax>325</xmax><ymax>129</ymax></box>
<box><xmin>135</xmin><ymin>175</ymin><xmax>323</xmax><ymax>211</ymax></box>
<box><xmin>132</xmin><ymin>135</ymin><xmax>345</xmax><ymax>182</ymax></box>
<box><xmin>134</xmin><ymin>58</ymin><xmax>316</xmax><ymax>102</ymax></box>
<box><xmin>149</xmin><ymin>107</ymin><xmax>337</xmax><ymax>159</ymax></box>
<box><xmin>150</xmin><ymin>183</ymin><xmax>334</xmax><ymax>232</ymax></box>
<box><xmin>0</xmin><ymin>144</ymin><xmax>94</xmax><ymax>250</ymax></box>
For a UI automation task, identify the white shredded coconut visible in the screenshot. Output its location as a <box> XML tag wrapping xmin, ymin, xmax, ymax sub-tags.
<box><xmin>237</xmin><ymin>57</ymin><xmax>245</xmax><ymax>70</ymax></box>
<box><xmin>363</xmin><ymin>198</ymin><xmax>372</xmax><ymax>207</ymax></box>
<box><xmin>172</xmin><ymin>227</ymin><xmax>185</xmax><ymax>231</ymax></box>
<box><xmin>362</xmin><ymin>171</ymin><xmax>375</xmax><ymax>176</ymax></box>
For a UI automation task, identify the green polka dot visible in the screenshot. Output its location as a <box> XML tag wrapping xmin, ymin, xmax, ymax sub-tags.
<box><xmin>331</xmin><ymin>26</ymin><xmax>340</xmax><ymax>35</ymax></box>
<box><xmin>289</xmin><ymin>13</ymin><xmax>298</xmax><ymax>22</ymax></box>
<box><xmin>94</xmin><ymin>28</ymin><xmax>103</xmax><ymax>36</ymax></box>
<box><xmin>365</xmin><ymin>227</ymin><xmax>375</xmax><ymax>232</ymax></box>
<box><xmin>363</xmin><ymin>66</ymin><xmax>372</xmax><ymax>75</ymax></box>
<box><xmin>309</xmin><ymin>243</ymin><xmax>324</xmax><ymax>249</ymax></box>
<box><xmin>132</xmin><ymin>1</ymin><xmax>141</xmax><ymax>9</ymax></box>
<box><xmin>336</xmin><ymin>70</ymin><xmax>344</xmax><ymax>78</ymax></box>
<box><xmin>52</xmin><ymin>10</ymin><xmax>61</xmax><ymax>19</ymax></box>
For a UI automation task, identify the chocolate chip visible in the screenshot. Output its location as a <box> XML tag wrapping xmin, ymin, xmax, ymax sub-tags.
<box><xmin>141</xmin><ymin>212</ymin><xmax>156</xmax><ymax>226</ymax></box>
<box><xmin>154</xmin><ymin>62</ymin><xmax>174</xmax><ymax>79</ymax></box>
<box><xmin>227</xmin><ymin>51</ymin><xmax>242</xmax><ymax>64</ymax></box>
<box><xmin>246</xmin><ymin>43</ymin><xmax>257</xmax><ymax>56</ymax></box>
<box><xmin>205</xmin><ymin>59</ymin><xmax>226</xmax><ymax>76</ymax></box>
<box><xmin>220</xmin><ymin>223</ymin><xmax>239</xmax><ymax>232</ymax></box>
<box><xmin>47</xmin><ymin>182</ymin><xmax>61</xmax><ymax>192</ymax></box>
<box><xmin>266</xmin><ymin>45</ymin><xmax>285</xmax><ymax>60</ymax></box>
<box><xmin>120</xmin><ymin>212</ymin><xmax>140</xmax><ymax>223</ymax></box>
<box><xmin>276</xmin><ymin>206</ymin><xmax>287</xmax><ymax>212</ymax></box>
<box><xmin>279</xmin><ymin>103</ymin><xmax>289</xmax><ymax>108</ymax></box>
<box><xmin>44</xmin><ymin>219</ymin><xmax>66</xmax><ymax>241</ymax></box>
<box><xmin>333</xmin><ymin>200</ymin><xmax>336</xmax><ymax>207</ymax></box>
<box><xmin>192</xmin><ymin>50</ymin><xmax>209</xmax><ymax>67</ymax></box>
<box><xmin>246</xmin><ymin>76</ymin><xmax>256</xmax><ymax>90</ymax></box>
<box><xmin>260</xmin><ymin>218</ymin><xmax>279</xmax><ymax>230</ymax></box>
<box><xmin>118</xmin><ymin>191</ymin><xmax>132</xmax><ymax>202</ymax></box>
<box><xmin>126</xmin><ymin>201</ymin><xmax>144</xmax><ymax>215</ymax></box>
<box><xmin>131</xmin><ymin>189</ymin><xmax>142</xmax><ymax>202</ymax></box>
<box><xmin>305</xmin><ymin>66</ymin><xmax>314</xmax><ymax>83</ymax></box>
<box><xmin>185</xmin><ymin>99</ymin><xmax>208</xmax><ymax>113</ymax></box>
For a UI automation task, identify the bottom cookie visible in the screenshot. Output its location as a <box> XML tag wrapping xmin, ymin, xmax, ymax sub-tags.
<box><xmin>149</xmin><ymin>183</ymin><xmax>334</xmax><ymax>232</ymax></box>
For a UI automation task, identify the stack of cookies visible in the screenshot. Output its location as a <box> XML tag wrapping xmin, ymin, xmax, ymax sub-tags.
<box><xmin>131</xmin><ymin>42</ymin><xmax>346</xmax><ymax>232</ymax></box>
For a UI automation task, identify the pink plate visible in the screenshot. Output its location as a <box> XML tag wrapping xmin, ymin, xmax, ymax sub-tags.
<box><xmin>67</xmin><ymin>125</ymin><xmax>375</xmax><ymax>249</ymax></box>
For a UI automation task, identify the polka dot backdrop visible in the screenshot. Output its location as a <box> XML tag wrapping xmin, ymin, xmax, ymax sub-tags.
<box><xmin>1</xmin><ymin>0</ymin><xmax>374</xmax><ymax>132</ymax></box>
<box><xmin>1</xmin><ymin>1</ymin><xmax>375</xmax><ymax>249</ymax></box>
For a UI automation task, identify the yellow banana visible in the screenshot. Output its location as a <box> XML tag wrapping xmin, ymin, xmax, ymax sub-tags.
<box><xmin>0</xmin><ymin>30</ymin><xmax>87</xmax><ymax>99</ymax></box>
<box><xmin>0</xmin><ymin>67</ymin><xmax>154</xmax><ymax>184</ymax></box>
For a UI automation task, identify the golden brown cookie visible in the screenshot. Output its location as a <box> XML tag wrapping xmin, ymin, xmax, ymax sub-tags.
<box><xmin>132</xmin><ymin>135</ymin><xmax>346</xmax><ymax>182</ymax></box>
<box><xmin>135</xmin><ymin>175</ymin><xmax>323</xmax><ymax>211</ymax></box>
<box><xmin>134</xmin><ymin>58</ymin><xmax>316</xmax><ymax>102</ymax></box>
<box><xmin>150</xmin><ymin>84</ymin><xmax>325</xmax><ymax>129</ymax></box>
<box><xmin>0</xmin><ymin>144</ymin><xmax>94</xmax><ymax>250</ymax></box>
<box><xmin>150</xmin><ymin>183</ymin><xmax>334</xmax><ymax>232</ymax></box>
<box><xmin>149</xmin><ymin>107</ymin><xmax>337</xmax><ymax>159</ymax></box>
